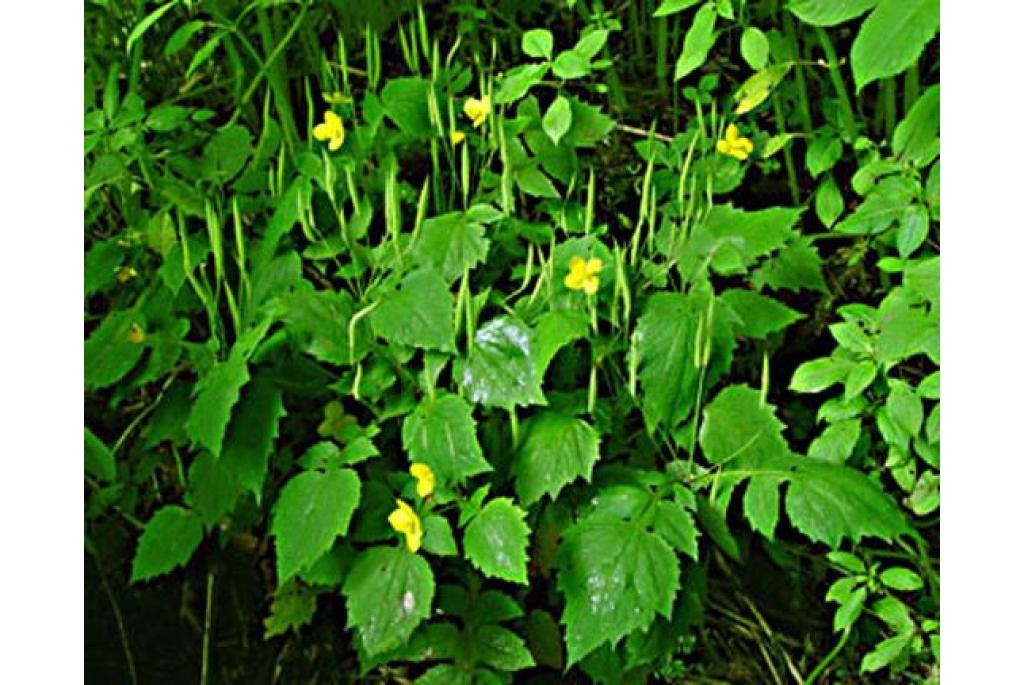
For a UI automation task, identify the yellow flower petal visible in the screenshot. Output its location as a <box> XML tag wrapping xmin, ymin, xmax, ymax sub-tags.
<box><xmin>737</xmin><ymin>137</ymin><xmax>754</xmax><ymax>155</ymax></box>
<box><xmin>450</xmin><ymin>130</ymin><xmax>466</xmax><ymax>145</ymax></box>
<box><xmin>463</xmin><ymin>95</ymin><xmax>491</xmax><ymax>128</ymax></box>
<box><xmin>716</xmin><ymin>139</ymin><xmax>730</xmax><ymax>155</ymax></box>
<box><xmin>388</xmin><ymin>499</ymin><xmax>423</xmax><ymax>553</ymax></box>
<box><xmin>585</xmin><ymin>258</ymin><xmax>603</xmax><ymax>276</ymax></box>
<box><xmin>583</xmin><ymin>276</ymin><xmax>599</xmax><ymax>296</ymax></box>
<box><xmin>312</xmin><ymin>122</ymin><xmax>332</xmax><ymax>142</ymax></box>
<box><xmin>725</xmin><ymin>123</ymin><xmax>740</xmax><ymax>143</ymax></box>
<box><xmin>328</xmin><ymin>132</ymin><xmax>344</xmax><ymax>151</ymax></box>
<box><xmin>410</xmin><ymin>463</ymin><xmax>435</xmax><ymax>498</ymax></box>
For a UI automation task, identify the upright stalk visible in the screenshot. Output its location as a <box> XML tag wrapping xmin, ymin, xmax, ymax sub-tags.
<box><xmin>815</xmin><ymin>27</ymin><xmax>857</xmax><ymax>143</ymax></box>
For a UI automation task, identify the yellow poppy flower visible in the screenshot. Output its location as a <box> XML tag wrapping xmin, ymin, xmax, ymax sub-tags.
<box><xmin>564</xmin><ymin>256</ymin><xmax>603</xmax><ymax>295</ymax></box>
<box><xmin>450</xmin><ymin>129</ymin><xmax>466</xmax><ymax>146</ymax></box>
<box><xmin>126</xmin><ymin>323</ymin><xmax>146</xmax><ymax>344</ymax></box>
<box><xmin>463</xmin><ymin>95</ymin><xmax>491</xmax><ymax>128</ymax></box>
<box><xmin>115</xmin><ymin>266</ymin><xmax>138</xmax><ymax>283</ymax></box>
<box><xmin>410</xmin><ymin>463</ymin><xmax>435</xmax><ymax>498</ymax></box>
<box><xmin>312</xmin><ymin>110</ymin><xmax>345</xmax><ymax>151</ymax></box>
<box><xmin>716</xmin><ymin>123</ymin><xmax>754</xmax><ymax>161</ymax></box>
<box><xmin>388</xmin><ymin>499</ymin><xmax>423</xmax><ymax>553</ymax></box>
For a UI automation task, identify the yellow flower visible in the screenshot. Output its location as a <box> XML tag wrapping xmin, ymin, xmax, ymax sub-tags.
<box><xmin>115</xmin><ymin>266</ymin><xmax>138</xmax><ymax>283</ymax></box>
<box><xmin>450</xmin><ymin>129</ymin><xmax>466</xmax><ymax>146</ymax></box>
<box><xmin>312</xmin><ymin>110</ymin><xmax>345</xmax><ymax>151</ymax></box>
<box><xmin>388</xmin><ymin>499</ymin><xmax>423</xmax><ymax>553</ymax></box>
<box><xmin>126</xmin><ymin>323</ymin><xmax>146</xmax><ymax>344</ymax></box>
<box><xmin>463</xmin><ymin>95</ymin><xmax>491</xmax><ymax>128</ymax></box>
<box><xmin>564</xmin><ymin>256</ymin><xmax>603</xmax><ymax>295</ymax></box>
<box><xmin>716</xmin><ymin>123</ymin><xmax>754</xmax><ymax>161</ymax></box>
<box><xmin>410</xmin><ymin>463</ymin><xmax>435</xmax><ymax>498</ymax></box>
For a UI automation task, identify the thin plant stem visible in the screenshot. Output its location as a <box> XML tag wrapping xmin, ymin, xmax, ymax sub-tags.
<box><xmin>815</xmin><ymin>27</ymin><xmax>857</xmax><ymax>142</ymax></box>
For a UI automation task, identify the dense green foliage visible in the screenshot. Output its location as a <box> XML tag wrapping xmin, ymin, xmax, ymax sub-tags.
<box><xmin>85</xmin><ymin>0</ymin><xmax>939</xmax><ymax>682</ymax></box>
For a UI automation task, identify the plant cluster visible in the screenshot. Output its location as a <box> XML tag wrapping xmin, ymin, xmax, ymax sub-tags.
<box><xmin>85</xmin><ymin>0</ymin><xmax>939</xmax><ymax>682</ymax></box>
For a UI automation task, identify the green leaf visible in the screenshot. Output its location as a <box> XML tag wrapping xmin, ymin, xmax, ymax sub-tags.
<box><xmin>836</xmin><ymin>178</ymin><xmax>917</xmax><ymax>235</ymax></box>
<box><xmin>460</xmin><ymin>317</ymin><xmax>546</xmax><ymax>409</ymax></box>
<box><xmin>186</xmin><ymin>351</ymin><xmax>250</xmax><ymax>457</ymax></box>
<box><xmin>815</xmin><ymin>174</ymin><xmax>845</xmax><ymax>228</ymax></box>
<box><xmin>187</xmin><ymin>453</ymin><xmax>238</xmax><ymax>527</ymax></box>
<box><xmin>851</xmin><ymin>0</ymin><xmax>940</xmax><ymax>91</ymax></box>
<box><xmin>552</xmin><ymin>50</ymin><xmax>590</xmax><ymax>79</ymax></box>
<box><xmin>786</xmin><ymin>460</ymin><xmax>910</xmax><ymax>546</ymax></box>
<box><xmin>125</xmin><ymin>0</ymin><xmax>177</xmax><ymax>54</ymax></box>
<box><xmin>887</xmin><ymin>380</ymin><xmax>923</xmax><ymax>437</ymax></box>
<box><xmin>788</xmin><ymin>0</ymin><xmax>879</xmax><ymax>26</ymax></box>
<box><xmin>343</xmin><ymin>546</ymin><xmax>435</xmax><ymax>656</ymax></box>
<box><xmin>264</xmin><ymin>582</ymin><xmax>317</xmax><ymax>638</ymax></box>
<box><xmin>476</xmin><ymin>625</ymin><xmax>536</xmax><ymax>671</ymax></box>
<box><xmin>219</xmin><ymin>376</ymin><xmax>286</xmax><ymax>499</ymax></box>
<box><xmin>515</xmin><ymin>163</ymin><xmax>561</xmax><ymax>198</ymax></box>
<box><xmin>564</xmin><ymin>98</ymin><xmax>616</xmax><ymax>147</ymax></box>
<box><xmin>85</xmin><ymin>311</ymin><xmax>147</xmax><ymax>390</ymax></box>
<box><xmin>164</xmin><ymin>19</ymin><xmax>205</xmax><ymax>57</ymax></box>
<box><xmin>808</xmin><ymin>419</ymin><xmax>862</xmax><ymax>464</ymax></box>
<box><xmin>674</xmin><ymin>3</ymin><xmax>718</xmax><ymax>81</ymax></box>
<box><xmin>861</xmin><ymin>633</ymin><xmax>913</xmax><ymax>673</ymax></box>
<box><xmin>533</xmin><ymin>309</ymin><xmax>590</xmax><ymax>378</ymax></box>
<box><xmin>512</xmin><ymin>411</ymin><xmax>601</xmax><ymax>507</ymax></box>
<box><xmin>522</xmin><ymin>29</ymin><xmax>554</xmax><ymax>59</ymax></box>
<box><xmin>573</xmin><ymin>29</ymin><xmax>609</xmax><ymax>60</ymax></box>
<box><xmin>703</xmin><ymin>386</ymin><xmax>910</xmax><ymax>546</ymax></box>
<box><xmin>834</xmin><ymin>586</ymin><xmax>867</xmax><ymax>631</ymax></box>
<box><xmin>720</xmin><ymin>289</ymin><xmax>803</xmax><ymax>338</ymax></box>
<box><xmin>681</xmin><ymin>204</ymin><xmax>803</xmax><ymax>278</ymax></box>
<box><xmin>740</xmin><ymin>27</ymin><xmax>770</xmax><ymax>69</ymax></box>
<box><xmin>653</xmin><ymin>500</ymin><xmax>700</xmax><ymax>560</ymax></box>
<box><xmin>751</xmin><ymin>236</ymin><xmax>829</xmax><ymax>294</ymax></box>
<box><xmin>653</xmin><ymin>0</ymin><xmax>703</xmax><ymax>17</ymax></box>
<box><xmin>412</xmin><ymin>211</ymin><xmax>490</xmax><ymax>283</ymax></box>
<box><xmin>904</xmin><ymin>257</ymin><xmax>939</xmax><ymax>305</ymax></box>
<box><xmin>402</xmin><ymin>394</ymin><xmax>492</xmax><ymax>484</ymax></box>
<box><xmin>805</xmin><ymin>132</ymin><xmax>843</xmax><ymax>177</ymax></box>
<box><xmin>202</xmin><ymin>124</ymin><xmax>252</xmax><ymax>181</ymax></box>
<box><xmin>700</xmin><ymin>385</ymin><xmax>791</xmax><ymax>466</ymax></box>
<box><xmin>131</xmin><ymin>505</ymin><xmax>204</xmax><ymax>582</ymax></box>
<box><xmin>896</xmin><ymin>204</ymin><xmax>930</xmax><ymax>258</ymax></box>
<box><xmin>381</xmin><ymin>77</ymin><xmax>434</xmax><ymax>138</ymax></box>
<box><xmin>791</xmin><ymin>357</ymin><xmax>852</xmax><ymax>393</ymax></box>
<box><xmin>636</xmin><ymin>293</ymin><xmax>701</xmax><ymax>432</ymax></box>
<box><xmin>880</xmin><ymin>567</ymin><xmax>924</xmax><ymax>591</ymax></box>
<box><xmin>371</xmin><ymin>269</ymin><xmax>455</xmax><ymax>352</ymax></box>
<box><xmin>85</xmin><ymin>427</ymin><xmax>116</xmax><ymax>482</ymax></box>
<box><xmin>464</xmin><ymin>498</ymin><xmax>531</xmax><ymax>584</ymax></box>
<box><xmin>494</xmin><ymin>63</ymin><xmax>550</xmax><ymax>104</ymax></box>
<box><xmin>271</xmin><ymin>468</ymin><xmax>361</xmax><ymax>583</ymax></box>
<box><xmin>893</xmin><ymin>85</ymin><xmax>940</xmax><ymax>166</ymax></box>
<box><xmin>281</xmin><ymin>287</ymin><xmax>364</xmax><ymax>366</ymax></box>
<box><xmin>732</xmin><ymin>64</ymin><xmax>791</xmax><ymax>115</ymax></box>
<box><xmin>542</xmin><ymin>95</ymin><xmax>573</xmax><ymax>146</ymax></box>
<box><xmin>557</xmin><ymin>515</ymin><xmax>679</xmax><ymax>666</ymax></box>
<box><xmin>422</xmin><ymin>515</ymin><xmax>458</xmax><ymax>557</ymax></box>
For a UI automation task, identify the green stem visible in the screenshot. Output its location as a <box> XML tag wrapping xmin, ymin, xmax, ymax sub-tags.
<box><xmin>882</xmin><ymin>78</ymin><xmax>897</xmax><ymax>139</ymax></box>
<box><xmin>904</xmin><ymin>63</ymin><xmax>920</xmax><ymax>114</ymax></box>
<box><xmin>200</xmin><ymin>571</ymin><xmax>215</xmax><ymax>685</ymax></box>
<box><xmin>783</xmin><ymin>11</ymin><xmax>813</xmax><ymax>132</ymax></box>
<box><xmin>815</xmin><ymin>27</ymin><xmax>857</xmax><ymax>142</ymax></box>
<box><xmin>805</xmin><ymin>627</ymin><xmax>850</xmax><ymax>684</ymax></box>
<box><xmin>772</xmin><ymin>99</ymin><xmax>801</xmax><ymax>204</ymax></box>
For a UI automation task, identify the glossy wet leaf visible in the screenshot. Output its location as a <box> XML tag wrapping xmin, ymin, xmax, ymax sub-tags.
<box><xmin>556</xmin><ymin>515</ymin><xmax>679</xmax><ymax>666</ymax></box>
<box><xmin>460</xmin><ymin>317</ymin><xmax>545</xmax><ymax>409</ymax></box>
<box><xmin>343</xmin><ymin>546</ymin><xmax>435</xmax><ymax>656</ymax></box>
